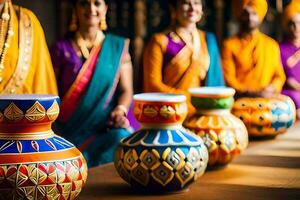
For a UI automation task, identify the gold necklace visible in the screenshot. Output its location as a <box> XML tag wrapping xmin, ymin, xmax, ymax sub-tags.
<box><xmin>75</xmin><ymin>30</ymin><xmax>104</xmax><ymax>59</ymax></box>
<box><xmin>0</xmin><ymin>0</ymin><xmax>14</xmax><ymax>82</ymax></box>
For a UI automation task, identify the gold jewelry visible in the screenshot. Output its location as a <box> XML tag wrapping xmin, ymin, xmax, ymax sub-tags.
<box><xmin>100</xmin><ymin>17</ymin><xmax>107</xmax><ymax>31</ymax></box>
<box><xmin>69</xmin><ymin>9</ymin><xmax>78</xmax><ymax>32</ymax></box>
<box><xmin>74</xmin><ymin>30</ymin><xmax>104</xmax><ymax>59</ymax></box>
<box><xmin>0</xmin><ymin>0</ymin><xmax>14</xmax><ymax>82</ymax></box>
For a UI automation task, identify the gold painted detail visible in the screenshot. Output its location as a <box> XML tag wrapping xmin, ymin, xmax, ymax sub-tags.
<box><xmin>46</xmin><ymin>100</ymin><xmax>59</xmax><ymax>121</ymax></box>
<box><xmin>2</xmin><ymin>8</ymin><xmax>33</xmax><ymax>94</ymax></box>
<box><xmin>159</xmin><ymin>105</ymin><xmax>175</xmax><ymax>119</ymax></box>
<box><xmin>25</xmin><ymin>101</ymin><xmax>46</xmax><ymax>122</ymax></box>
<box><xmin>3</xmin><ymin>103</ymin><xmax>24</xmax><ymax>121</ymax></box>
<box><xmin>0</xmin><ymin>130</ymin><xmax>54</xmax><ymax>140</ymax></box>
<box><xmin>0</xmin><ymin>156</ymin><xmax>87</xmax><ymax>200</ymax></box>
<box><xmin>115</xmin><ymin>146</ymin><xmax>208</xmax><ymax>189</ymax></box>
<box><xmin>143</xmin><ymin>106</ymin><xmax>158</xmax><ymax>118</ymax></box>
<box><xmin>0</xmin><ymin>111</ymin><xmax>3</xmax><ymax>122</ymax></box>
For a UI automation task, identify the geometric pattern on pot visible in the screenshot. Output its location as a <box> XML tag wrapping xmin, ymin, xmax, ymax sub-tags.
<box><xmin>0</xmin><ymin>100</ymin><xmax>59</xmax><ymax>123</ymax></box>
<box><xmin>184</xmin><ymin>114</ymin><xmax>248</xmax><ymax>166</ymax></box>
<box><xmin>184</xmin><ymin>87</ymin><xmax>248</xmax><ymax>166</ymax></box>
<box><xmin>115</xmin><ymin>127</ymin><xmax>208</xmax><ymax>192</ymax></box>
<box><xmin>133</xmin><ymin>93</ymin><xmax>187</xmax><ymax>126</ymax></box>
<box><xmin>0</xmin><ymin>95</ymin><xmax>88</xmax><ymax>200</ymax></box>
<box><xmin>0</xmin><ymin>156</ymin><xmax>87</xmax><ymax>200</ymax></box>
<box><xmin>232</xmin><ymin>95</ymin><xmax>296</xmax><ymax>136</ymax></box>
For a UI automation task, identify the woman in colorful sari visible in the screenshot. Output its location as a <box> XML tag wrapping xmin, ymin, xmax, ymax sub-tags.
<box><xmin>51</xmin><ymin>0</ymin><xmax>133</xmax><ymax>167</ymax></box>
<box><xmin>0</xmin><ymin>0</ymin><xmax>57</xmax><ymax>94</ymax></box>
<box><xmin>143</xmin><ymin>0</ymin><xmax>224</xmax><ymax>114</ymax></box>
<box><xmin>280</xmin><ymin>0</ymin><xmax>300</xmax><ymax>119</ymax></box>
<box><xmin>221</xmin><ymin>0</ymin><xmax>286</xmax><ymax>98</ymax></box>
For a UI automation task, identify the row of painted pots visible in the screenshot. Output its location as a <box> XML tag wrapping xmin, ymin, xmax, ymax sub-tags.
<box><xmin>0</xmin><ymin>89</ymin><xmax>295</xmax><ymax>198</ymax></box>
<box><xmin>114</xmin><ymin>87</ymin><xmax>296</xmax><ymax>193</ymax></box>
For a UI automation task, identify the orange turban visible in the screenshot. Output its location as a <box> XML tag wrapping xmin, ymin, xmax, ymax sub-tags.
<box><xmin>283</xmin><ymin>0</ymin><xmax>300</xmax><ymax>29</ymax></box>
<box><xmin>232</xmin><ymin>0</ymin><xmax>268</xmax><ymax>21</ymax></box>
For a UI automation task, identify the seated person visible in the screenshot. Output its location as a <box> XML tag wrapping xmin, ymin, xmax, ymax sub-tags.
<box><xmin>0</xmin><ymin>0</ymin><xmax>57</xmax><ymax>94</ymax></box>
<box><xmin>221</xmin><ymin>0</ymin><xmax>286</xmax><ymax>98</ymax></box>
<box><xmin>280</xmin><ymin>0</ymin><xmax>300</xmax><ymax>119</ymax></box>
<box><xmin>143</xmin><ymin>0</ymin><xmax>224</xmax><ymax>114</ymax></box>
<box><xmin>51</xmin><ymin>0</ymin><xmax>133</xmax><ymax>167</ymax></box>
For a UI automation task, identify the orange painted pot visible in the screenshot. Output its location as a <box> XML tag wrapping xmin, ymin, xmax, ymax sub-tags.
<box><xmin>115</xmin><ymin>93</ymin><xmax>208</xmax><ymax>192</ymax></box>
<box><xmin>232</xmin><ymin>94</ymin><xmax>296</xmax><ymax>137</ymax></box>
<box><xmin>0</xmin><ymin>95</ymin><xmax>87</xmax><ymax>200</ymax></box>
<box><xmin>184</xmin><ymin>87</ymin><xmax>248</xmax><ymax>166</ymax></box>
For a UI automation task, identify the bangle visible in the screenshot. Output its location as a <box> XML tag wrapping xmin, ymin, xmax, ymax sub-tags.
<box><xmin>116</xmin><ymin>105</ymin><xmax>128</xmax><ymax>116</ymax></box>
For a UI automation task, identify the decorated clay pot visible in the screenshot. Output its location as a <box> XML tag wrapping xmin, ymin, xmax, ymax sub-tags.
<box><xmin>184</xmin><ymin>87</ymin><xmax>248</xmax><ymax>166</ymax></box>
<box><xmin>0</xmin><ymin>95</ymin><xmax>87</xmax><ymax>200</ymax></box>
<box><xmin>114</xmin><ymin>93</ymin><xmax>208</xmax><ymax>192</ymax></box>
<box><xmin>232</xmin><ymin>94</ymin><xmax>296</xmax><ymax>137</ymax></box>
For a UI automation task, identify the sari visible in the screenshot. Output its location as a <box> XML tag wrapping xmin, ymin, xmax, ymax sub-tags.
<box><xmin>280</xmin><ymin>41</ymin><xmax>300</xmax><ymax>109</ymax></box>
<box><xmin>221</xmin><ymin>31</ymin><xmax>286</xmax><ymax>93</ymax></box>
<box><xmin>51</xmin><ymin>34</ymin><xmax>130</xmax><ymax>167</ymax></box>
<box><xmin>143</xmin><ymin>30</ymin><xmax>224</xmax><ymax>114</ymax></box>
<box><xmin>1</xmin><ymin>5</ymin><xmax>57</xmax><ymax>94</ymax></box>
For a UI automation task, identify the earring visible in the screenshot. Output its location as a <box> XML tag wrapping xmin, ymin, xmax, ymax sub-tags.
<box><xmin>100</xmin><ymin>17</ymin><xmax>107</xmax><ymax>31</ymax></box>
<box><xmin>69</xmin><ymin>10</ymin><xmax>78</xmax><ymax>32</ymax></box>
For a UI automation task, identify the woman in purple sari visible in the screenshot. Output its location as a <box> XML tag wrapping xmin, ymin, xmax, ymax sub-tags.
<box><xmin>280</xmin><ymin>0</ymin><xmax>300</xmax><ymax>119</ymax></box>
<box><xmin>50</xmin><ymin>0</ymin><xmax>133</xmax><ymax>167</ymax></box>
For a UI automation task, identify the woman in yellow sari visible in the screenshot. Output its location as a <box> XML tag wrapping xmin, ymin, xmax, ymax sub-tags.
<box><xmin>0</xmin><ymin>0</ymin><xmax>57</xmax><ymax>94</ymax></box>
<box><xmin>143</xmin><ymin>0</ymin><xmax>224</xmax><ymax>114</ymax></box>
<box><xmin>221</xmin><ymin>0</ymin><xmax>285</xmax><ymax>98</ymax></box>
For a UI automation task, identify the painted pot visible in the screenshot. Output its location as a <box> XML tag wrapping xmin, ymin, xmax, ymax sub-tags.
<box><xmin>232</xmin><ymin>94</ymin><xmax>296</xmax><ymax>137</ymax></box>
<box><xmin>0</xmin><ymin>95</ymin><xmax>87</xmax><ymax>200</ymax></box>
<box><xmin>114</xmin><ymin>93</ymin><xmax>208</xmax><ymax>192</ymax></box>
<box><xmin>184</xmin><ymin>87</ymin><xmax>248</xmax><ymax>166</ymax></box>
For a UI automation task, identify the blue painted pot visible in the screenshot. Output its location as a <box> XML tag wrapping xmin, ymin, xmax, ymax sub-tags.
<box><xmin>0</xmin><ymin>95</ymin><xmax>87</xmax><ymax>200</ymax></box>
<box><xmin>114</xmin><ymin>93</ymin><xmax>208</xmax><ymax>192</ymax></box>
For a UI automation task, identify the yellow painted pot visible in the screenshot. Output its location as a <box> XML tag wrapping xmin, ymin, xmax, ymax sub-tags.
<box><xmin>184</xmin><ymin>87</ymin><xmax>248</xmax><ymax>166</ymax></box>
<box><xmin>232</xmin><ymin>94</ymin><xmax>296</xmax><ymax>137</ymax></box>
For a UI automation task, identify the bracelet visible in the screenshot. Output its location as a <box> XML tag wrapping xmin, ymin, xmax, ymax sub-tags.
<box><xmin>116</xmin><ymin>105</ymin><xmax>128</xmax><ymax>116</ymax></box>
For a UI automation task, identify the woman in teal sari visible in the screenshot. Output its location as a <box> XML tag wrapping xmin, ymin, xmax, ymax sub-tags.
<box><xmin>51</xmin><ymin>0</ymin><xmax>133</xmax><ymax>167</ymax></box>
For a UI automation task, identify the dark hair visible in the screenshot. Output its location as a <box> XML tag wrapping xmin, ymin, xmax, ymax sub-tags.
<box><xmin>70</xmin><ymin>0</ymin><xmax>106</xmax><ymax>6</ymax></box>
<box><xmin>168</xmin><ymin>0</ymin><xmax>204</xmax><ymax>8</ymax></box>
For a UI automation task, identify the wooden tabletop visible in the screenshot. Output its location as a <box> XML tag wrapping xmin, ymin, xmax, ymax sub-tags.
<box><xmin>79</xmin><ymin>122</ymin><xmax>300</xmax><ymax>200</ymax></box>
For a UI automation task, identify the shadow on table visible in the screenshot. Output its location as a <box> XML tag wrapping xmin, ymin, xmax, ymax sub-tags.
<box><xmin>80</xmin><ymin>182</ymin><xmax>188</xmax><ymax>197</ymax></box>
<box><xmin>80</xmin><ymin>182</ymin><xmax>300</xmax><ymax>200</ymax></box>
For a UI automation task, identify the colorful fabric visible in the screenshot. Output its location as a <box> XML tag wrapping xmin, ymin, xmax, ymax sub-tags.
<box><xmin>280</xmin><ymin>41</ymin><xmax>300</xmax><ymax>109</ymax></box>
<box><xmin>283</xmin><ymin>0</ymin><xmax>300</xmax><ymax>29</ymax></box>
<box><xmin>1</xmin><ymin>6</ymin><xmax>57</xmax><ymax>94</ymax></box>
<box><xmin>51</xmin><ymin>34</ymin><xmax>130</xmax><ymax>167</ymax></box>
<box><xmin>221</xmin><ymin>31</ymin><xmax>286</xmax><ymax>93</ymax></box>
<box><xmin>143</xmin><ymin>30</ymin><xmax>224</xmax><ymax>114</ymax></box>
<box><xmin>232</xmin><ymin>0</ymin><xmax>268</xmax><ymax>21</ymax></box>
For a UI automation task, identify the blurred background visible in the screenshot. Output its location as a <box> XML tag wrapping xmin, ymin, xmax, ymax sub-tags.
<box><xmin>14</xmin><ymin>0</ymin><xmax>292</xmax><ymax>91</ymax></box>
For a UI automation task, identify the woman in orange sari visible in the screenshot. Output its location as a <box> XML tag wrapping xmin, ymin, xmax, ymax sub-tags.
<box><xmin>143</xmin><ymin>0</ymin><xmax>224</xmax><ymax>114</ymax></box>
<box><xmin>0</xmin><ymin>0</ymin><xmax>57</xmax><ymax>94</ymax></box>
<box><xmin>51</xmin><ymin>0</ymin><xmax>133</xmax><ymax>167</ymax></box>
<box><xmin>221</xmin><ymin>0</ymin><xmax>286</xmax><ymax>98</ymax></box>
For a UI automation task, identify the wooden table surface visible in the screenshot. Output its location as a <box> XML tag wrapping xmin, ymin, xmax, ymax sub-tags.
<box><xmin>79</xmin><ymin>123</ymin><xmax>300</xmax><ymax>200</ymax></box>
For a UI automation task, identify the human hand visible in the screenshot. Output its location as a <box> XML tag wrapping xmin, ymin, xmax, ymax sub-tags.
<box><xmin>287</xmin><ymin>78</ymin><xmax>300</xmax><ymax>91</ymax></box>
<box><xmin>107</xmin><ymin>106</ymin><xmax>130</xmax><ymax>128</ymax></box>
<box><xmin>261</xmin><ymin>85</ymin><xmax>276</xmax><ymax>98</ymax></box>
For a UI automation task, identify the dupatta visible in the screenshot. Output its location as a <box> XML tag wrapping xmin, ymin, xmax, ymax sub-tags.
<box><xmin>56</xmin><ymin>34</ymin><xmax>125</xmax><ymax>147</ymax></box>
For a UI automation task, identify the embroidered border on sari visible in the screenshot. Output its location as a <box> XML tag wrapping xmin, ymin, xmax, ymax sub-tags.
<box><xmin>59</xmin><ymin>44</ymin><xmax>101</xmax><ymax>122</ymax></box>
<box><xmin>2</xmin><ymin>7</ymin><xmax>33</xmax><ymax>94</ymax></box>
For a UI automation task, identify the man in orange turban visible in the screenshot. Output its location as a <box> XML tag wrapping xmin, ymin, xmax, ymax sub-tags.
<box><xmin>222</xmin><ymin>0</ymin><xmax>286</xmax><ymax>97</ymax></box>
